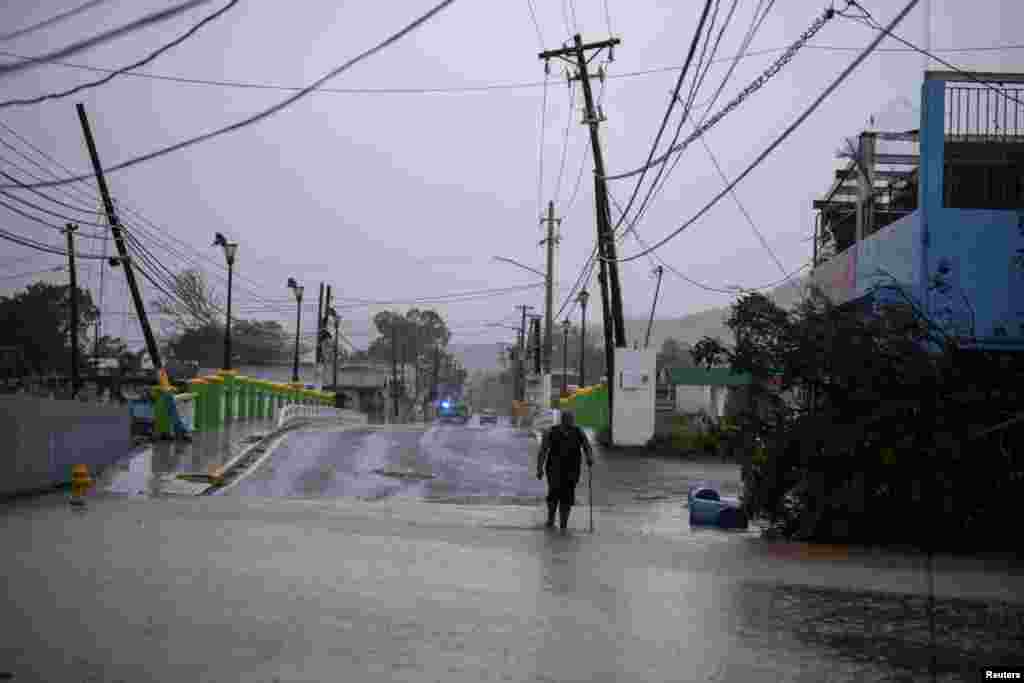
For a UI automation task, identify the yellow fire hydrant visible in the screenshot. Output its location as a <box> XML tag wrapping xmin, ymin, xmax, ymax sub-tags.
<box><xmin>70</xmin><ymin>464</ymin><xmax>93</xmax><ymax>507</ymax></box>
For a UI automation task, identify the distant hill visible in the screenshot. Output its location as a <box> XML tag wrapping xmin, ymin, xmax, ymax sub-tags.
<box><xmin>450</xmin><ymin>278</ymin><xmax>808</xmax><ymax>373</ymax></box>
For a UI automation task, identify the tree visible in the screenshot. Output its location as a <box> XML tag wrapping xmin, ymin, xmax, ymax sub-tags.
<box><xmin>703</xmin><ymin>284</ymin><xmax>1024</xmax><ymax>551</ymax></box>
<box><xmin>656</xmin><ymin>337</ymin><xmax>695</xmax><ymax>375</ymax></box>
<box><xmin>0</xmin><ymin>282</ymin><xmax>98</xmax><ymax>375</ymax></box>
<box><xmin>153</xmin><ymin>270</ymin><xmax>294</xmax><ymax>367</ymax></box>
<box><xmin>152</xmin><ymin>268</ymin><xmax>221</xmax><ymax>333</ymax></box>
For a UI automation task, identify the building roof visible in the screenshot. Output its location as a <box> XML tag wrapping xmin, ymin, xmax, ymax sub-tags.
<box><xmin>666</xmin><ymin>367</ymin><xmax>752</xmax><ymax>386</ymax></box>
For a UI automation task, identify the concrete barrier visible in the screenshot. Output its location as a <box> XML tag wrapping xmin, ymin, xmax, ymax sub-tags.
<box><xmin>276</xmin><ymin>404</ymin><xmax>366</xmax><ymax>430</ymax></box>
<box><xmin>0</xmin><ymin>395</ymin><xmax>133</xmax><ymax>497</ymax></box>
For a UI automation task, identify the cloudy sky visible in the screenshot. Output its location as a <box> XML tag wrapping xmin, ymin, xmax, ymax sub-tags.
<box><xmin>0</xmin><ymin>0</ymin><xmax>1021</xmax><ymax>355</ymax></box>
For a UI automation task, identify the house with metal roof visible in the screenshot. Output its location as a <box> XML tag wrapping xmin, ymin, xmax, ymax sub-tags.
<box><xmin>663</xmin><ymin>367</ymin><xmax>751</xmax><ymax>419</ymax></box>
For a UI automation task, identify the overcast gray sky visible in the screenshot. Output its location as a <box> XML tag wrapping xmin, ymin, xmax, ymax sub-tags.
<box><xmin>1</xmin><ymin>0</ymin><xmax>1021</xmax><ymax>354</ymax></box>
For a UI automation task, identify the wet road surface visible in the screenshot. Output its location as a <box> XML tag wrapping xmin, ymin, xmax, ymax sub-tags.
<box><xmin>224</xmin><ymin>418</ymin><xmax>742</xmax><ymax>510</ymax></box>
<box><xmin>2</xmin><ymin>492</ymin><xmax>1021</xmax><ymax>683</ymax></box>
<box><xmin>3</xmin><ymin>420</ymin><xmax>1020</xmax><ymax>681</ymax></box>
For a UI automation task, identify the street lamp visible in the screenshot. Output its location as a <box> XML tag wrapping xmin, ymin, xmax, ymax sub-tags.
<box><xmin>561</xmin><ymin>318</ymin><xmax>570</xmax><ymax>396</ymax></box>
<box><xmin>327</xmin><ymin>306</ymin><xmax>341</xmax><ymax>390</ymax></box>
<box><xmin>213</xmin><ymin>232</ymin><xmax>238</xmax><ymax>371</ymax></box>
<box><xmin>287</xmin><ymin>277</ymin><xmax>304</xmax><ymax>383</ymax></box>
<box><xmin>491</xmin><ymin>255</ymin><xmax>546</xmax><ymax>279</ymax></box>
<box><xmin>577</xmin><ymin>290</ymin><xmax>589</xmax><ymax>387</ymax></box>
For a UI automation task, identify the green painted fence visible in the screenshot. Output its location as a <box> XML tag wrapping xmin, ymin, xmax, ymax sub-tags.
<box><xmin>558</xmin><ymin>384</ymin><xmax>609</xmax><ymax>432</ymax></box>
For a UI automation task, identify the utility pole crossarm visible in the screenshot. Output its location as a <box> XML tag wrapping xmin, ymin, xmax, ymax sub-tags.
<box><xmin>538</xmin><ymin>37</ymin><xmax>620</xmax><ymax>60</ymax></box>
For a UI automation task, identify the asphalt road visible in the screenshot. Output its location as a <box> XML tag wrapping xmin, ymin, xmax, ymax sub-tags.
<box><xmin>223</xmin><ymin>418</ymin><xmax>743</xmax><ymax>514</ymax></box>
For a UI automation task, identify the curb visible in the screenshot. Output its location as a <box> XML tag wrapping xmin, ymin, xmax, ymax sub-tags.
<box><xmin>194</xmin><ymin>418</ymin><xmax>364</xmax><ymax>495</ymax></box>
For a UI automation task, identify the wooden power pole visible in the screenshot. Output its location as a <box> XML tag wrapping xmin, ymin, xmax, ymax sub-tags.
<box><xmin>63</xmin><ymin>224</ymin><xmax>79</xmax><ymax>398</ymax></box>
<box><xmin>539</xmin><ymin>35</ymin><xmax>626</xmax><ymax>441</ymax></box>
<box><xmin>76</xmin><ymin>104</ymin><xmax>162</xmax><ymax>373</ymax></box>
<box><xmin>541</xmin><ymin>200</ymin><xmax>560</xmax><ymax>374</ymax></box>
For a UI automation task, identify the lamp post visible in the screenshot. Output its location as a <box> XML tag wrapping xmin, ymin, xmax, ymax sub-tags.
<box><xmin>328</xmin><ymin>306</ymin><xmax>340</xmax><ymax>390</ymax></box>
<box><xmin>287</xmin><ymin>278</ymin><xmax>304</xmax><ymax>384</ymax></box>
<box><xmin>577</xmin><ymin>290</ymin><xmax>589</xmax><ymax>387</ymax></box>
<box><xmin>561</xmin><ymin>318</ymin><xmax>570</xmax><ymax>395</ymax></box>
<box><xmin>213</xmin><ymin>233</ymin><xmax>238</xmax><ymax>371</ymax></box>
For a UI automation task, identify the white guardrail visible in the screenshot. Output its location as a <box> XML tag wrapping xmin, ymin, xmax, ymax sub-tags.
<box><xmin>276</xmin><ymin>405</ymin><xmax>367</xmax><ymax>430</ymax></box>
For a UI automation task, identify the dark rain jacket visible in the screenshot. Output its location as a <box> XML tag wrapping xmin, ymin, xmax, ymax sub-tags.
<box><xmin>539</xmin><ymin>424</ymin><xmax>593</xmax><ymax>486</ymax></box>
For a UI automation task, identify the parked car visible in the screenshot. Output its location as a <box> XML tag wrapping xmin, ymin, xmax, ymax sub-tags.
<box><xmin>688</xmin><ymin>483</ymin><xmax>748</xmax><ymax>529</ymax></box>
<box><xmin>479</xmin><ymin>409</ymin><xmax>498</xmax><ymax>425</ymax></box>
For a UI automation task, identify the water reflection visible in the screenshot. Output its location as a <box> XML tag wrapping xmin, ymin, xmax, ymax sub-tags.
<box><xmin>730</xmin><ymin>581</ymin><xmax>1024</xmax><ymax>681</ymax></box>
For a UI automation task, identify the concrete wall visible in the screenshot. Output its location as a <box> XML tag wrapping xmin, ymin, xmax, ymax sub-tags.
<box><xmin>613</xmin><ymin>348</ymin><xmax>655</xmax><ymax>447</ymax></box>
<box><xmin>675</xmin><ymin>385</ymin><xmax>710</xmax><ymax>414</ymax></box>
<box><xmin>0</xmin><ymin>396</ymin><xmax>132</xmax><ymax>497</ymax></box>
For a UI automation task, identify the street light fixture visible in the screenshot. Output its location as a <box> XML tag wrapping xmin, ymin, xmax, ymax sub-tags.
<box><xmin>287</xmin><ymin>277</ymin><xmax>304</xmax><ymax>383</ymax></box>
<box><xmin>491</xmin><ymin>255</ymin><xmax>546</xmax><ymax>279</ymax></box>
<box><xmin>213</xmin><ymin>232</ymin><xmax>238</xmax><ymax>371</ymax></box>
<box><xmin>577</xmin><ymin>290</ymin><xmax>589</xmax><ymax>387</ymax></box>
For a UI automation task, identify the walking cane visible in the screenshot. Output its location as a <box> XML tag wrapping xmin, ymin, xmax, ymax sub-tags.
<box><xmin>588</xmin><ymin>464</ymin><xmax>594</xmax><ymax>533</ymax></box>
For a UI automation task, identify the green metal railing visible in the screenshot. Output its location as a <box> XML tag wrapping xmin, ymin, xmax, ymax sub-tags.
<box><xmin>149</xmin><ymin>370</ymin><xmax>335</xmax><ymax>439</ymax></box>
<box><xmin>557</xmin><ymin>383</ymin><xmax>609</xmax><ymax>432</ymax></box>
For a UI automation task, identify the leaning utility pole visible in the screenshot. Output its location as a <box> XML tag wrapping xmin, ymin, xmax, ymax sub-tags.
<box><xmin>645</xmin><ymin>265</ymin><xmax>664</xmax><ymax>349</ymax></box>
<box><xmin>63</xmin><ymin>224</ymin><xmax>79</xmax><ymax>398</ymax></box>
<box><xmin>540</xmin><ymin>200</ymin><xmax>560</xmax><ymax>374</ymax></box>
<box><xmin>539</xmin><ymin>35</ymin><xmax>626</xmax><ymax>441</ymax></box>
<box><xmin>76</xmin><ymin>104</ymin><xmax>162</xmax><ymax>373</ymax></box>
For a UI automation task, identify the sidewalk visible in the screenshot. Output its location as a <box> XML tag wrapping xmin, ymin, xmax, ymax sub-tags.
<box><xmin>98</xmin><ymin>417</ymin><xmax>279</xmax><ymax>497</ymax></box>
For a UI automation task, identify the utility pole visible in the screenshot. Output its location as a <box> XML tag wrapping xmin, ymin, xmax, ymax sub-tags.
<box><xmin>645</xmin><ymin>265</ymin><xmax>664</xmax><ymax>349</ymax></box>
<box><xmin>63</xmin><ymin>224</ymin><xmax>79</xmax><ymax>398</ymax></box>
<box><xmin>391</xmin><ymin>325</ymin><xmax>399</xmax><ymax>420</ymax></box>
<box><xmin>315</xmin><ymin>283</ymin><xmax>324</xmax><ymax>367</ymax></box>
<box><xmin>332</xmin><ymin>313</ymin><xmax>340</xmax><ymax>390</ymax></box>
<box><xmin>578</xmin><ymin>290</ymin><xmax>589</xmax><ymax>388</ymax></box>
<box><xmin>540</xmin><ymin>200</ymin><xmax>560</xmax><ymax>374</ymax></box>
<box><xmin>76</xmin><ymin>104</ymin><xmax>162</xmax><ymax>374</ymax></box>
<box><xmin>321</xmin><ymin>285</ymin><xmax>332</xmax><ymax>390</ymax></box>
<box><xmin>539</xmin><ymin>35</ymin><xmax>626</xmax><ymax>442</ymax></box>
<box><xmin>432</xmin><ymin>344</ymin><xmax>440</xmax><ymax>414</ymax></box>
<box><xmin>515</xmin><ymin>305</ymin><xmax>533</xmax><ymax>402</ymax></box>
<box><xmin>530</xmin><ymin>315</ymin><xmax>542</xmax><ymax>376</ymax></box>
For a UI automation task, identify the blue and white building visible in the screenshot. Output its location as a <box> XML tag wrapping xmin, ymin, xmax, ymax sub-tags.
<box><xmin>811</xmin><ymin>70</ymin><xmax>1024</xmax><ymax>351</ymax></box>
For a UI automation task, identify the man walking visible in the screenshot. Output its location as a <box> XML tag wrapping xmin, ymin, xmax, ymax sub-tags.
<box><xmin>537</xmin><ymin>410</ymin><xmax>593</xmax><ymax>531</ymax></box>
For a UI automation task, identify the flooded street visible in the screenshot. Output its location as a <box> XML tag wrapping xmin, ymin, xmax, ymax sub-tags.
<box><xmin>4</xmin><ymin>420</ymin><xmax>1020</xmax><ymax>682</ymax></box>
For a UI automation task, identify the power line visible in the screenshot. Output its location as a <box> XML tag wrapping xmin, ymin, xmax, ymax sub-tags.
<box><xmin>0</xmin><ymin>0</ymin><xmax>458</xmax><ymax>190</ymax></box>
<box><xmin>0</xmin><ymin>195</ymin><xmax>109</xmax><ymax>237</ymax></box>
<box><xmin>553</xmin><ymin>82</ymin><xmax>576</xmax><ymax>205</ymax></box>
<box><xmin>0</xmin><ymin>226</ymin><xmax>106</xmax><ymax>259</ymax></box>
<box><xmin>0</xmin><ymin>0</ymin><xmax>113</xmax><ymax>42</ymax></box>
<box><xmin>525</xmin><ymin>0</ymin><xmax>546</xmax><ymax>50</ymax></box>
<box><xmin>611</xmin><ymin>0</ymin><xmax>715</xmax><ymax>239</ymax></box>
<box><xmin>848</xmin><ymin>2</ymin><xmax>1024</xmax><ymax>107</ymax></box>
<box><xmin>0</xmin><ymin>186</ymin><xmax>109</xmax><ymax>231</ymax></box>
<box><xmin>0</xmin><ymin>265</ymin><xmax>65</xmax><ymax>282</ymax></box>
<box><xmin>698</xmin><ymin>134</ymin><xmax>795</xmax><ymax>291</ymax></box>
<box><xmin>614</xmin><ymin>0</ymin><xmax>774</xmax><ymax>243</ymax></box>
<box><xmin>1</xmin><ymin>41</ymin><xmax>1019</xmax><ymax>97</ymax></box>
<box><xmin>0</xmin><ymin>0</ymin><xmax>214</xmax><ymax>79</ymax></box>
<box><xmin>608</xmin><ymin>0</ymin><xmax>920</xmax><ymax>264</ymax></box>
<box><xmin>0</xmin><ymin>0</ymin><xmax>239</xmax><ymax>109</ymax></box>
<box><xmin>614</xmin><ymin>0</ymin><xmax>735</xmax><ymax>234</ymax></box>
<box><xmin>537</xmin><ymin>71</ymin><xmax>550</xmax><ymax>218</ymax></box>
<box><xmin>606</xmin><ymin>3</ymin><xmax>839</xmax><ymax>183</ymax></box>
